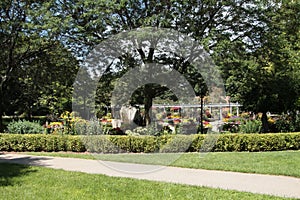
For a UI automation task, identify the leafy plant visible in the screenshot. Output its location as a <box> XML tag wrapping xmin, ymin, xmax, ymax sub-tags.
<box><xmin>73</xmin><ymin>118</ymin><xmax>103</xmax><ymax>135</ymax></box>
<box><xmin>6</xmin><ymin>120</ymin><xmax>44</xmax><ymax>134</ymax></box>
<box><xmin>274</xmin><ymin>114</ymin><xmax>295</xmax><ymax>133</ymax></box>
<box><xmin>239</xmin><ymin>120</ymin><xmax>262</xmax><ymax>133</ymax></box>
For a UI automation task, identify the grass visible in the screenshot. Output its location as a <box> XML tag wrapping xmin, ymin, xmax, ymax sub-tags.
<box><xmin>0</xmin><ymin>163</ymin><xmax>295</xmax><ymax>200</ymax></box>
<box><xmin>20</xmin><ymin>150</ymin><xmax>300</xmax><ymax>178</ymax></box>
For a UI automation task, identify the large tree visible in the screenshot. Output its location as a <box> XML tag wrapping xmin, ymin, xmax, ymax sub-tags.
<box><xmin>66</xmin><ymin>0</ymin><xmax>274</xmax><ymax>125</ymax></box>
<box><xmin>0</xmin><ymin>0</ymin><xmax>79</xmax><ymax>130</ymax></box>
<box><xmin>219</xmin><ymin>0</ymin><xmax>300</xmax><ymax>132</ymax></box>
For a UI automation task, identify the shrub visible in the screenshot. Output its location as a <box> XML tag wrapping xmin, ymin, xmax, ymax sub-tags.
<box><xmin>213</xmin><ymin>133</ymin><xmax>300</xmax><ymax>152</ymax></box>
<box><xmin>1</xmin><ymin>132</ymin><xmax>300</xmax><ymax>153</ymax></box>
<box><xmin>82</xmin><ymin>135</ymin><xmax>121</xmax><ymax>153</ymax></box>
<box><xmin>6</xmin><ymin>120</ymin><xmax>44</xmax><ymax>134</ymax></box>
<box><xmin>0</xmin><ymin>134</ymin><xmax>86</xmax><ymax>152</ymax></box>
<box><xmin>274</xmin><ymin>114</ymin><xmax>295</xmax><ymax>133</ymax></box>
<box><xmin>74</xmin><ymin>119</ymin><xmax>103</xmax><ymax>135</ymax></box>
<box><xmin>239</xmin><ymin>120</ymin><xmax>262</xmax><ymax>133</ymax></box>
<box><xmin>159</xmin><ymin>135</ymin><xmax>194</xmax><ymax>153</ymax></box>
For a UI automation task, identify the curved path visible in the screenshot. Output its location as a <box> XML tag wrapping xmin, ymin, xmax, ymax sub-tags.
<box><xmin>0</xmin><ymin>153</ymin><xmax>300</xmax><ymax>199</ymax></box>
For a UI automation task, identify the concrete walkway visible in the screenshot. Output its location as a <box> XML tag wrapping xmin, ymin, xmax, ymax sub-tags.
<box><xmin>1</xmin><ymin>153</ymin><xmax>300</xmax><ymax>199</ymax></box>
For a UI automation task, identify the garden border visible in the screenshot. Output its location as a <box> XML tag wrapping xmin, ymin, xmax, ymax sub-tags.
<box><xmin>0</xmin><ymin>133</ymin><xmax>300</xmax><ymax>153</ymax></box>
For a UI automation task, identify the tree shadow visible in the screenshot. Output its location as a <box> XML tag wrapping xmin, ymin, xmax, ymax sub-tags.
<box><xmin>0</xmin><ymin>155</ymin><xmax>51</xmax><ymax>186</ymax></box>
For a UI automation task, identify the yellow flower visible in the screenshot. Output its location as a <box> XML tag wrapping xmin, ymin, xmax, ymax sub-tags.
<box><xmin>268</xmin><ymin>118</ymin><xmax>275</xmax><ymax>124</ymax></box>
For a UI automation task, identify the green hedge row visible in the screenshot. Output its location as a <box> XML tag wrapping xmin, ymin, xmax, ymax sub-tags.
<box><xmin>213</xmin><ymin>133</ymin><xmax>300</xmax><ymax>152</ymax></box>
<box><xmin>0</xmin><ymin>134</ymin><xmax>86</xmax><ymax>152</ymax></box>
<box><xmin>1</xmin><ymin>133</ymin><xmax>300</xmax><ymax>153</ymax></box>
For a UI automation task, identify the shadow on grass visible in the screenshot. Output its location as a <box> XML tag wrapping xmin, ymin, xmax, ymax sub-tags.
<box><xmin>0</xmin><ymin>155</ymin><xmax>51</xmax><ymax>186</ymax></box>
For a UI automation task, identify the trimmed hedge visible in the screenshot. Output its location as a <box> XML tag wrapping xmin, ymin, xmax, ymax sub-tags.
<box><xmin>212</xmin><ymin>133</ymin><xmax>300</xmax><ymax>152</ymax></box>
<box><xmin>1</xmin><ymin>133</ymin><xmax>300</xmax><ymax>153</ymax></box>
<box><xmin>0</xmin><ymin>134</ymin><xmax>86</xmax><ymax>152</ymax></box>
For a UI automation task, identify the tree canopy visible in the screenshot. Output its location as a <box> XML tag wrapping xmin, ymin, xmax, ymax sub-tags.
<box><xmin>0</xmin><ymin>0</ymin><xmax>79</xmax><ymax>131</ymax></box>
<box><xmin>220</xmin><ymin>0</ymin><xmax>300</xmax><ymax>131</ymax></box>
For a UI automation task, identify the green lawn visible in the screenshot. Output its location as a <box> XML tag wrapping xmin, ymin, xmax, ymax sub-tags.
<box><xmin>0</xmin><ymin>163</ymin><xmax>295</xmax><ymax>200</ymax></box>
<box><xmin>21</xmin><ymin>150</ymin><xmax>300</xmax><ymax>178</ymax></box>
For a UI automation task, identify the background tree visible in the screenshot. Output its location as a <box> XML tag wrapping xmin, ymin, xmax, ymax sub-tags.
<box><xmin>220</xmin><ymin>0</ymin><xmax>300</xmax><ymax>132</ymax></box>
<box><xmin>0</xmin><ymin>0</ymin><xmax>79</xmax><ymax>130</ymax></box>
<box><xmin>66</xmin><ymin>0</ymin><xmax>276</xmax><ymax>125</ymax></box>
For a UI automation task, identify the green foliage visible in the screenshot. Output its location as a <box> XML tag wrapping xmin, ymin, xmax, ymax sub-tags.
<box><xmin>273</xmin><ymin>114</ymin><xmax>298</xmax><ymax>133</ymax></box>
<box><xmin>73</xmin><ymin>119</ymin><xmax>104</xmax><ymax>135</ymax></box>
<box><xmin>0</xmin><ymin>134</ymin><xmax>86</xmax><ymax>152</ymax></box>
<box><xmin>239</xmin><ymin>120</ymin><xmax>262</xmax><ymax>134</ymax></box>
<box><xmin>267</xmin><ymin>113</ymin><xmax>300</xmax><ymax>133</ymax></box>
<box><xmin>293</xmin><ymin>113</ymin><xmax>300</xmax><ymax>132</ymax></box>
<box><xmin>6</xmin><ymin>120</ymin><xmax>44</xmax><ymax>134</ymax></box>
<box><xmin>159</xmin><ymin>135</ymin><xmax>194</xmax><ymax>153</ymax></box>
<box><xmin>219</xmin><ymin>1</ymin><xmax>300</xmax><ymax>133</ymax></box>
<box><xmin>0</xmin><ymin>0</ymin><xmax>299</xmax><ymax>136</ymax></box>
<box><xmin>214</xmin><ymin>133</ymin><xmax>300</xmax><ymax>152</ymax></box>
<box><xmin>83</xmin><ymin>136</ymin><xmax>120</xmax><ymax>153</ymax></box>
<box><xmin>68</xmin><ymin>0</ymin><xmax>280</xmax><ymax>125</ymax></box>
<box><xmin>0</xmin><ymin>0</ymin><xmax>79</xmax><ymax>132</ymax></box>
<box><xmin>222</xmin><ymin>123</ymin><xmax>240</xmax><ymax>133</ymax></box>
<box><xmin>1</xmin><ymin>132</ymin><xmax>300</xmax><ymax>153</ymax></box>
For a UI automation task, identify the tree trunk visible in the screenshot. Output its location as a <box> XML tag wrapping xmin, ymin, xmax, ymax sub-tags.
<box><xmin>0</xmin><ymin>84</ymin><xmax>4</xmax><ymax>132</ymax></box>
<box><xmin>200</xmin><ymin>96</ymin><xmax>204</xmax><ymax>134</ymax></box>
<box><xmin>138</xmin><ymin>46</ymin><xmax>155</xmax><ymax>126</ymax></box>
<box><xmin>144</xmin><ymin>86</ymin><xmax>153</xmax><ymax>126</ymax></box>
<box><xmin>261</xmin><ymin>111</ymin><xmax>269</xmax><ymax>133</ymax></box>
<box><xmin>0</xmin><ymin>109</ymin><xmax>3</xmax><ymax>132</ymax></box>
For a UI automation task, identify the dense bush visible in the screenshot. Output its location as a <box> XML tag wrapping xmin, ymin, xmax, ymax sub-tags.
<box><xmin>273</xmin><ymin>114</ymin><xmax>295</xmax><ymax>133</ymax></box>
<box><xmin>1</xmin><ymin>133</ymin><xmax>300</xmax><ymax>153</ymax></box>
<box><xmin>239</xmin><ymin>120</ymin><xmax>262</xmax><ymax>133</ymax></box>
<box><xmin>0</xmin><ymin>134</ymin><xmax>86</xmax><ymax>152</ymax></box>
<box><xmin>212</xmin><ymin>133</ymin><xmax>300</xmax><ymax>152</ymax></box>
<box><xmin>268</xmin><ymin>113</ymin><xmax>300</xmax><ymax>133</ymax></box>
<box><xmin>6</xmin><ymin>120</ymin><xmax>44</xmax><ymax>134</ymax></box>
